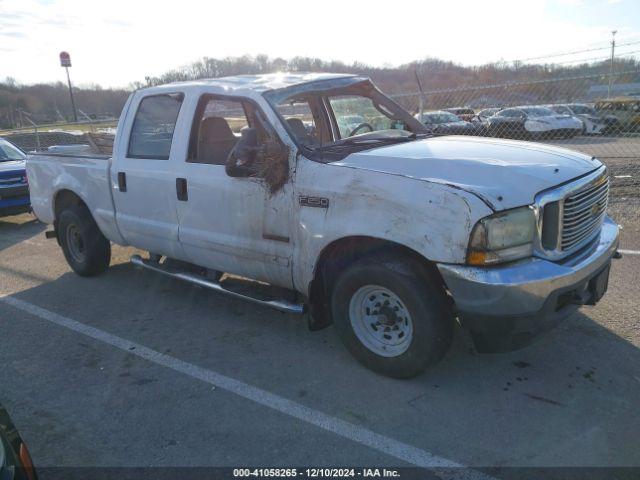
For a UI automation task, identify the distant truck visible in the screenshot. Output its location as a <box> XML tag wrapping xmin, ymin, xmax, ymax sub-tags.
<box><xmin>27</xmin><ymin>73</ymin><xmax>619</xmax><ymax>377</ymax></box>
<box><xmin>0</xmin><ymin>138</ymin><xmax>30</xmax><ymax>217</ymax></box>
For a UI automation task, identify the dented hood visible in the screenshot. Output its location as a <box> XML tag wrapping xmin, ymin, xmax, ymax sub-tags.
<box><xmin>333</xmin><ymin>136</ymin><xmax>602</xmax><ymax>210</ymax></box>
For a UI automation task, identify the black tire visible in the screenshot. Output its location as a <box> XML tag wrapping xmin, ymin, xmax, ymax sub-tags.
<box><xmin>330</xmin><ymin>255</ymin><xmax>453</xmax><ymax>378</ymax></box>
<box><xmin>58</xmin><ymin>205</ymin><xmax>111</xmax><ymax>276</ymax></box>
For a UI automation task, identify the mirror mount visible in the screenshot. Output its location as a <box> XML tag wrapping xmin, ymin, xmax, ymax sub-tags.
<box><xmin>225</xmin><ymin>128</ymin><xmax>290</xmax><ymax>191</ymax></box>
<box><xmin>225</xmin><ymin>128</ymin><xmax>259</xmax><ymax>177</ymax></box>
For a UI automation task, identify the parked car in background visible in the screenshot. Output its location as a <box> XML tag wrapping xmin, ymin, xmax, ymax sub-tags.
<box><xmin>415</xmin><ymin>110</ymin><xmax>479</xmax><ymax>135</ymax></box>
<box><xmin>487</xmin><ymin>106</ymin><xmax>582</xmax><ymax>139</ymax></box>
<box><xmin>595</xmin><ymin>97</ymin><xmax>640</xmax><ymax>132</ymax></box>
<box><xmin>548</xmin><ymin>104</ymin><xmax>616</xmax><ymax>135</ymax></box>
<box><xmin>0</xmin><ymin>138</ymin><xmax>30</xmax><ymax>217</ymax></box>
<box><xmin>0</xmin><ymin>403</ymin><xmax>38</xmax><ymax>480</ymax></box>
<box><xmin>477</xmin><ymin>107</ymin><xmax>501</xmax><ymax>123</ymax></box>
<box><xmin>444</xmin><ymin>107</ymin><xmax>476</xmax><ymax>122</ymax></box>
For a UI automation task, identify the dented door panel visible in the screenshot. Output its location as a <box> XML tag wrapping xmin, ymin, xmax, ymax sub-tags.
<box><xmin>175</xmin><ymin>164</ymin><xmax>294</xmax><ymax>289</ymax></box>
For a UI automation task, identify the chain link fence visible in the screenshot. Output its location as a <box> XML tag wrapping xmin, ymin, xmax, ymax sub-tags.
<box><xmin>3</xmin><ymin>71</ymin><xmax>638</xmax><ymax>200</ymax></box>
<box><xmin>389</xmin><ymin>70</ymin><xmax>640</xmax><ymax>200</ymax></box>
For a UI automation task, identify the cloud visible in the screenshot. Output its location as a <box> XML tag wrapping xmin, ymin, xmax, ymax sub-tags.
<box><xmin>102</xmin><ymin>18</ymin><xmax>132</xmax><ymax>28</ymax></box>
<box><xmin>0</xmin><ymin>31</ymin><xmax>26</xmax><ymax>38</ymax></box>
<box><xmin>1</xmin><ymin>0</ymin><xmax>639</xmax><ymax>87</ymax></box>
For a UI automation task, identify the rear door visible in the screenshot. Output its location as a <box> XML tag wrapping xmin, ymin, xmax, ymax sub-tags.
<box><xmin>111</xmin><ymin>91</ymin><xmax>188</xmax><ymax>258</ymax></box>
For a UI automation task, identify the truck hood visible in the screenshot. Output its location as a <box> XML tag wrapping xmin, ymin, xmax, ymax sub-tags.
<box><xmin>333</xmin><ymin>136</ymin><xmax>602</xmax><ymax>210</ymax></box>
<box><xmin>0</xmin><ymin>160</ymin><xmax>26</xmax><ymax>174</ymax></box>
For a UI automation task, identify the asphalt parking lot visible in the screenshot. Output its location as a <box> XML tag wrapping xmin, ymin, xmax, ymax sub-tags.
<box><xmin>544</xmin><ymin>134</ymin><xmax>640</xmax><ymax>160</ymax></box>
<box><xmin>0</xmin><ymin>199</ymin><xmax>639</xmax><ymax>478</ymax></box>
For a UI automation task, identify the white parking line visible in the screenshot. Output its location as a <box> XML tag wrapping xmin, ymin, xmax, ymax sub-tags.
<box><xmin>0</xmin><ymin>295</ymin><xmax>493</xmax><ymax>480</ymax></box>
<box><xmin>619</xmin><ymin>249</ymin><xmax>640</xmax><ymax>255</ymax></box>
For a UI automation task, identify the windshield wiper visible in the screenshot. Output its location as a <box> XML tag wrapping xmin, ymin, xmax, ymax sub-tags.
<box><xmin>313</xmin><ymin>133</ymin><xmax>422</xmax><ymax>152</ymax></box>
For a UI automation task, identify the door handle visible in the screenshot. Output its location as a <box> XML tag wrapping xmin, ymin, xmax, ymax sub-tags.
<box><xmin>117</xmin><ymin>172</ymin><xmax>127</xmax><ymax>192</ymax></box>
<box><xmin>176</xmin><ymin>178</ymin><xmax>188</xmax><ymax>201</ymax></box>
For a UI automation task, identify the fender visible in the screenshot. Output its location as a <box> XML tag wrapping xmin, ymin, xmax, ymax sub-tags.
<box><xmin>50</xmin><ymin>171</ymin><xmax>126</xmax><ymax>245</ymax></box>
<box><xmin>292</xmin><ymin>158</ymin><xmax>493</xmax><ymax>295</ymax></box>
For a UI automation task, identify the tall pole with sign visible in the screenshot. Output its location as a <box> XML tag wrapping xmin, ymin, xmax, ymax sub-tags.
<box><xmin>59</xmin><ymin>51</ymin><xmax>78</xmax><ymax>123</ymax></box>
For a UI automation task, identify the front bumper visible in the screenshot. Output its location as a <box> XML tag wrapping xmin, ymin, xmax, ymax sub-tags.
<box><xmin>0</xmin><ymin>183</ymin><xmax>30</xmax><ymax>217</ymax></box>
<box><xmin>584</xmin><ymin>120</ymin><xmax>606</xmax><ymax>134</ymax></box>
<box><xmin>0</xmin><ymin>203</ymin><xmax>31</xmax><ymax>217</ymax></box>
<box><xmin>437</xmin><ymin>216</ymin><xmax>619</xmax><ymax>352</ymax></box>
<box><xmin>525</xmin><ymin>121</ymin><xmax>582</xmax><ymax>133</ymax></box>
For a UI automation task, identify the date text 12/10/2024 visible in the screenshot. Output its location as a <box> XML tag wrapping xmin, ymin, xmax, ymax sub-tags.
<box><xmin>233</xmin><ymin>468</ymin><xmax>401</xmax><ymax>478</ymax></box>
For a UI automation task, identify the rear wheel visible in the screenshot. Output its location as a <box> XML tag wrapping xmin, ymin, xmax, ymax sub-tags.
<box><xmin>58</xmin><ymin>205</ymin><xmax>111</xmax><ymax>276</ymax></box>
<box><xmin>330</xmin><ymin>255</ymin><xmax>453</xmax><ymax>378</ymax></box>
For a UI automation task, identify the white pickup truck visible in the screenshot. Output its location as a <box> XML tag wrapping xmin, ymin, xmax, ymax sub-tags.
<box><xmin>27</xmin><ymin>73</ymin><xmax>619</xmax><ymax>378</ymax></box>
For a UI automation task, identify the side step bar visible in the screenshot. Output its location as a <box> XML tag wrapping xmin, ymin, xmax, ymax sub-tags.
<box><xmin>130</xmin><ymin>255</ymin><xmax>306</xmax><ymax>315</ymax></box>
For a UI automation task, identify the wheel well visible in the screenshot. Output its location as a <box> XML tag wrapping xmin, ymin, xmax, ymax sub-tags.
<box><xmin>54</xmin><ymin>190</ymin><xmax>87</xmax><ymax>221</ymax></box>
<box><xmin>52</xmin><ymin>190</ymin><xmax>88</xmax><ymax>243</ymax></box>
<box><xmin>307</xmin><ymin>236</ymin><xmax>445</xmax><ymax>330</ymax></box>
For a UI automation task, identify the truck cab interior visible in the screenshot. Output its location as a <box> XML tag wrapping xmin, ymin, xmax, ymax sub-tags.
<box><xmin>265</xmin><ymin>78</ymin><xmax>426</xmax><ymax>156</ymax></box>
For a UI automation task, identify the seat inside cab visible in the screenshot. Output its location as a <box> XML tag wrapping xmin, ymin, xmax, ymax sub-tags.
<box><xmin>196</xmin><ymin>116</ymin><xmax>238</xmax><ymax>165</ymax></box>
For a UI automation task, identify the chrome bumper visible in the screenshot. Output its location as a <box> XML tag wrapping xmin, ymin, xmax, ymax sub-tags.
<box><xmin>437</xmin><ymin>216</ymin><xmax>619</xmax><ymax>351</ymax></box>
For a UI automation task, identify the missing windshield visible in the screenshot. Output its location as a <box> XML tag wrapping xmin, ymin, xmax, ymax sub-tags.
<box><xmin>264</xmin><ymin>78</ymin><xmax>428</xmax><ymax>160</ymax></box>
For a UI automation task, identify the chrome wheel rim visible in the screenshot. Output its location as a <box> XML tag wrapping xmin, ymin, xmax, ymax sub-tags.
<box><xmin>349</xmin><ymin>285</ymin><xmax>413</xmax><ymax>357</ymax></box>
<box><xmin>66</xmin><ymin>224</ymin><xmax>86</xmax><ymax>263</ymax></box>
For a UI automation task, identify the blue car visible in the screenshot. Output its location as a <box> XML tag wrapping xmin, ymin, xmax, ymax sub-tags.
<box><xmin>0</xmin><ymin>138</ymin><xmax>30</xmax><ymax>217</ymax></box>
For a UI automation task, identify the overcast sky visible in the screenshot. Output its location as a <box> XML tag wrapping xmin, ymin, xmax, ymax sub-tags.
<box><xmin>1</xmin><ymin>0</ymin><xmax>639</xmax><ymax>88</ymax></box>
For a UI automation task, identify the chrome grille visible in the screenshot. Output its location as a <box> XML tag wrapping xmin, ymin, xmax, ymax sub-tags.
<box><xmin>561</xmin><ymin>173</ymin><xmax>609</xmax><ymax>251</ymax></box>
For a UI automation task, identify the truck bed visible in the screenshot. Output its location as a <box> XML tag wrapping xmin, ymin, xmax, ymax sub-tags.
<box><xmin>26</xmin><ymin>150</ymin><xmax>124</xmax><ymax>244</ymax></box>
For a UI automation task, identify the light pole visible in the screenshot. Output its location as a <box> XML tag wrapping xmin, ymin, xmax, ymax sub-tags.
<box><xmin>59</xmin><ymin>51</ymin><xmax>78</xmax><ymax>123</ymax></box>
<box><xmin>607</xmin><ymin>30</ymin><xmax>617</xmax><ymax>99</ymax></box>
<box><xmin>414</xmin><ymin>68</ymin><xmax>426</xmax><ymax>120</ymax></box>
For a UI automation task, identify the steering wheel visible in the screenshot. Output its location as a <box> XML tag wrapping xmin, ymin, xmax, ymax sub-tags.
<box><xmin>349</xmin><ymin>123</ymin><xmax>374</xmax><ymax>137</ymax></box>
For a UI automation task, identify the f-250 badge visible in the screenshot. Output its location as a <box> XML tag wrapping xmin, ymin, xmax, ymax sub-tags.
<box><xmin>299</xmin><ymin>196</ymin><xmax>329</xmax><ymax>209</ymax></box>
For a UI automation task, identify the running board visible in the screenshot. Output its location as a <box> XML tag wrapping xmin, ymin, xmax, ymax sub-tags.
<box><xmin>130</xmin><ymin>255</ymin><xmax>306</xmax><ymax>315</ymax></box>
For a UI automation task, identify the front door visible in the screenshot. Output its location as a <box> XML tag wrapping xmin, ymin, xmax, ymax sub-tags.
<box><xmin>175</xmin><ymin>94</ymin><xmax>294</xmax><ymax>288</ymax></box>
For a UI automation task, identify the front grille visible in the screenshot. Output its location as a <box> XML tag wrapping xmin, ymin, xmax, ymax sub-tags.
<box><xmin>561</xmin><ymin>173</ymin><xmax>609</xmax><ymax>251</ymax></box>
<box><xmin>0</xmin><ymin>176</ymin><xmax>25</xmax><ymax>186</ymax></box>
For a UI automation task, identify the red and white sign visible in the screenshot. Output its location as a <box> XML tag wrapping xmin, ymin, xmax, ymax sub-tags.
<box><xmin>59</xmin><ymin>51</ymin><xmax>71</xmax><ymax>67</ymax></box>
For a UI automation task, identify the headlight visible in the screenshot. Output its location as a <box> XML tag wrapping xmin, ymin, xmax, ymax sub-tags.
<box><xmin>467</xmin><ymin>206</ymin><xmax>535</xmax><ymax>265</ymax></box>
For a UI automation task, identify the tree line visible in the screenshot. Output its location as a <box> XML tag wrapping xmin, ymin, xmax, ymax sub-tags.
<box><xmin>2</xmin><ymin>54</ymin><xmax>638</xmax><ymax>128</ymax></box>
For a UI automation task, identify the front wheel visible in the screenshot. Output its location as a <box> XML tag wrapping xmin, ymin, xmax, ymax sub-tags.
<box><xmin>331</xmin><ymin>255</ymin><xmax>453</xmax><ymax>378</ymax></box>
<box><xmin>58</xmin><ymin>205</ymin><xmax>111</xmax><ymax>276</ymax></box>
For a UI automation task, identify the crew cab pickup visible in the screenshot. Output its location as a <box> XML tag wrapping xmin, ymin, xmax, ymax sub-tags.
<box><xmin>26</xmin><ymin>73</ymin><xmax>619</xmax><ymax>378</ymax></box>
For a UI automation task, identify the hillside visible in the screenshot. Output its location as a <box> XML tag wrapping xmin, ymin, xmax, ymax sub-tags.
<box><xmin>2</xmin><ymin>54</ymin><xmax>639</xmax><ymax>128</ymax></box>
